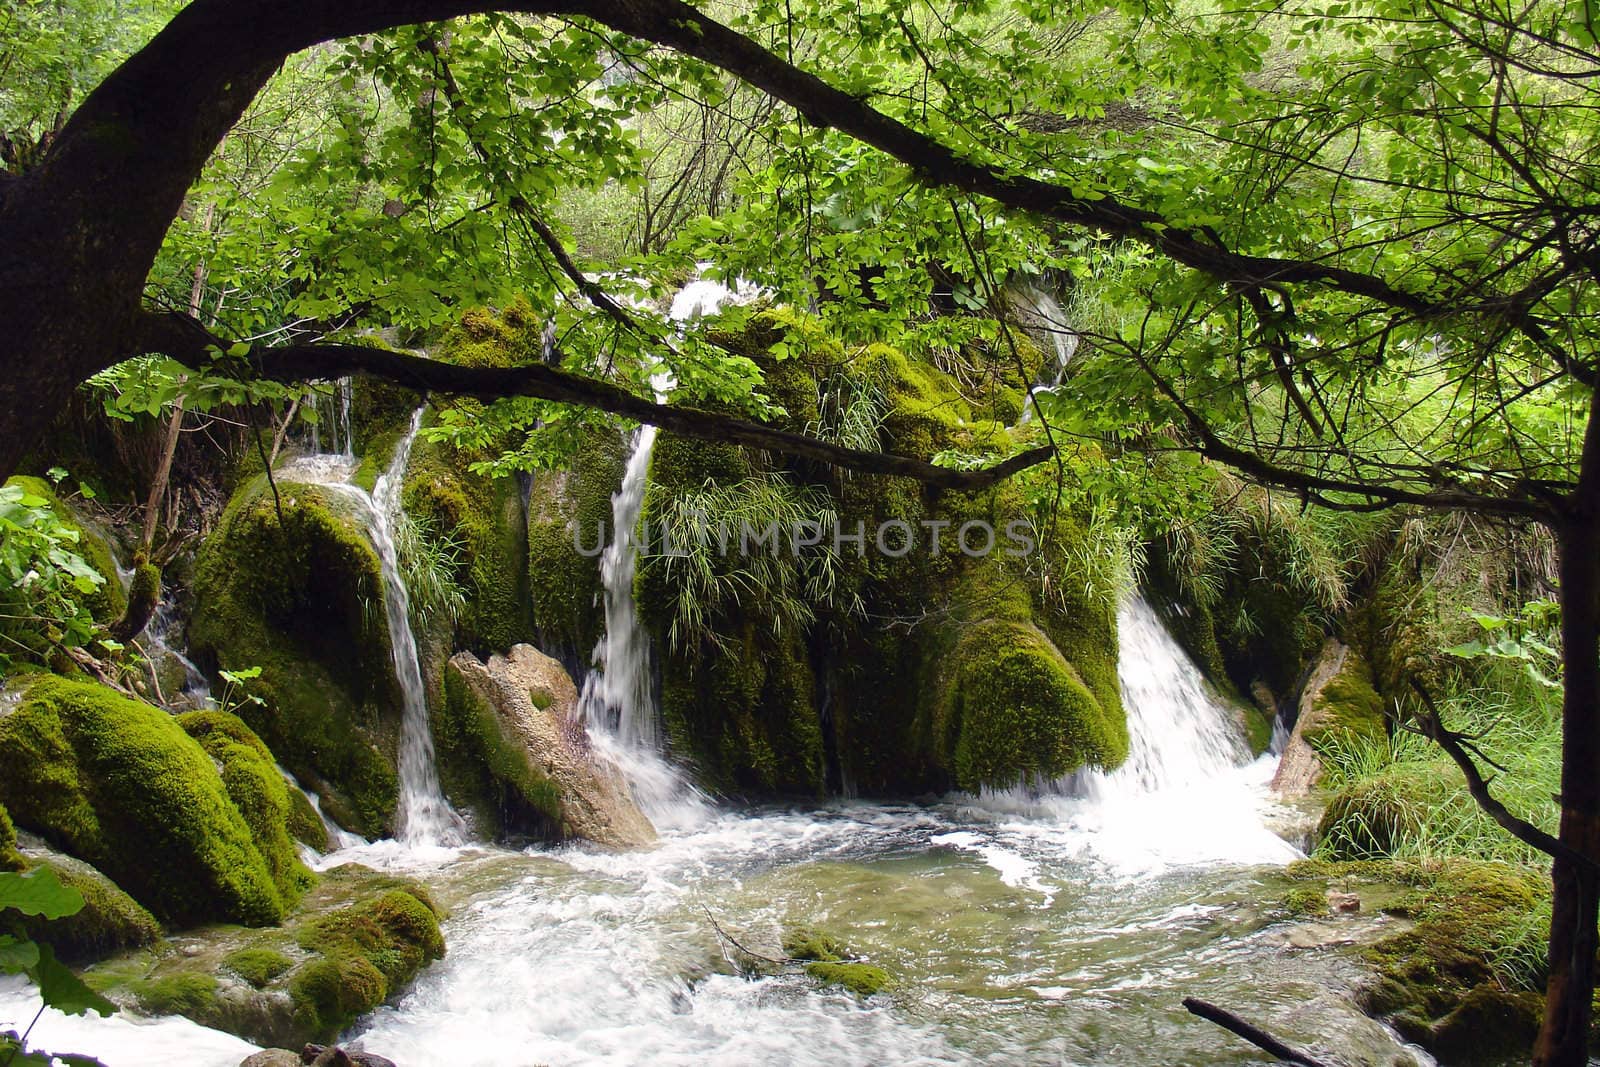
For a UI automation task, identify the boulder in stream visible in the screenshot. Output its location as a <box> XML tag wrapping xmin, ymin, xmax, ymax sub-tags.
<box><xmin>443</xmin><ymin>644</ymin><xmax>656</xmax><ymax>849</ymax></box>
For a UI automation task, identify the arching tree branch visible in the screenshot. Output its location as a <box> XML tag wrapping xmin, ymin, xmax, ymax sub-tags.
<box><xmin>135</xmin><ymin>310</ymin><xmax>1052</xmax><ymax>490</ymax></box>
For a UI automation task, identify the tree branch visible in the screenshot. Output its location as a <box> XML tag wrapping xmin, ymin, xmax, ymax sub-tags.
<box><xmin>136</xmin><ymin>310</ymin><xmax>1051</xmax><ymax>490</ymax></box>
<box><xmin>1407</xmin><ymin>679</ymin><xmax>1596</xmax><ymax>871</ymax></box>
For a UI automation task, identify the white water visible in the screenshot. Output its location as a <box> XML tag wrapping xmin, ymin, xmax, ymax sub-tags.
<box><xmin>1014</xmin><ymin>285</ymin><xmax>1077</xmax><ymax>386</ymax></box>
<box><xmin>971</xmin><ymin>595</ymin><xmax>1300</xmax><ymax>876</ymax></box>
<box><xmin>0</xmin><ymin>587</ymin><xmax>1424</xmax><ymax>1067</ymax></box>
<box><xmin>309</xmin><ymin>378</ymin><xmax>355</xmax><ymax>458</ymax></box>
<box><xmin>278</xmin><ymin>410</ymin><xmax>466</xmax><ymax>847</ymax></box>
<box><xmin>574</xmin><ymin>274</ymin><xmax>760</xmax><ymax>825</ymax></box>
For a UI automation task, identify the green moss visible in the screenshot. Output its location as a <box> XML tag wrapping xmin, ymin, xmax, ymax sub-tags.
<box><xmin>804</xmin><ymin>961</ymin><xmax>890</xmax><ymax>996</ymax></box>
<box><xmin>190</xmin><ymin>477</ymin><xmax>400</xmax><ymax>837</ymax></box>
<box><xmin>0</xmin><ymin>676</ymin><xmax>286</xmax><ymax>926</ymax></box>
<box><xmin>290</xmin><ymin>886</ymin><xmax>445</xmax><ymax>1039</ymax></box>
<box><xmin>19</xmin><ymin>855</ymin><xmax>161</xmax><ymax>963</ymax></box>
<box><xmin>178</xmin><ymin>711</ymin><xmax>314</xmax><ymax>905</ymax></box>
<box><xmin>0</xmin><ymin>801</ymin><xmax>20</xmax><ymax>872</ymax></box>
<box><xmin>435</xmin><ymin>298</ymin><xmax>542</xmax><ymax>369</ymax></box>
<box><xmin>131</xmin><ymin>972</ymin><xmax>220</xmax><ymax>1017</ymax></box>
<box><xmin>1290</xmin><ymin>855</ymin><xmax>1549</xmax><ymax>1063</ymax></box>
<box><xmin>1303</xmin><ymin>651</ymin><xmax>1386</xmax><ymax>755</ymax></box>
<box><xmin>224</xmin><ymin>947</ymin><xmax>293</xmax><ymax>988</ymax></box>
<box><xmin>1283</xmin><ymin>886</ymin><xmax>1330</xmax><ymax>917</ymax></box>
<box><xmin>284</xmin><ymin>785</ymin><xmax>329</xmax><ymax>852</ymax></box>
<box><xmin>525</xmin><ymin>432</ymin><xmax>625</xmax><ymax>659</ymax></box>
<box><xmin>434</xmin><ymin>662</ymin><xmax>563</xmax><ymax>838</ymax></box>
<box><xmin>782</xmin><ymin>929</ymin><xmax>843</xmax><ymax>962</ymax></box>
<box><xmin>939</xmin><ymin>619</ymin><xmax>1126</xmax><ymax>791</ymax></box>
<box><xmin>402</xmin><ymin>429</ymin><xmax>534</xmax><ymax>653</ymax></box>
<box><xmin>81</xmin><ymin>863</ymin><xmax>444</xmax><ymax>1048</ymax></box>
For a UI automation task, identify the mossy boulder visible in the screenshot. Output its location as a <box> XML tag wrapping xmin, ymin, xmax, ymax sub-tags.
<box><xmin>525</xmin><ymin>430</ymin><xmax>628</xmax><ymax>662</ymax></box>
<box><xmin>631</xmin><ymin>310</ymin><xmax>1124</xmax><ymax>797</ymax></box>
<box><xmin>1354</xmin><ymin>860</ymin><xmax>1548</xmax><ymax>1063</ymax></box>
<box><xmin>0</xmin><ymin>800</ymin><xmax>21</xmax><ymax>872</ymax></box>
<box><xmin>938</xmin><ymin>618</ymin><xmax>1126</xmax><ymax>790</ymax></box>
<box><xmin>1272</xmin><ymin>640</ymin><xmax>1386</xmax><ymax>798</ymax></box>
<box><xmin>0</xmin><ymin>676</ymin><xmax>289</xmax><ymax>926</ymax></box>
<box><xmin>401</xmin><ymin>428</ymin><xmax>534</xmax><ymax>654</ymax></box>
<box><xmin>443</xmin><ymin>645</ymin><xmax>655</xmax><ymax>847</ymax></box>
<box><xmin>88</xmin><ymin>863</ymin><xmax>445</xmax><ymax>1048</ymax></box>
<box><xmin>190</xmin><ymin>477</ymin><xmax>401</xmax><ymax>837</ymax></box>
<box><xmin>778</xmin><ymin>921</ymin><xmax>891</xmax><ymax>996</ymax></box>
<box><xmin>13</xmin><ymin>847</ymin><xmax>161</xmax><ymax>963</ymax></box>
<box><xmin>178</xmin><ymin>711</ymin><xmax>314</xmax><ymax>906</ymax></box>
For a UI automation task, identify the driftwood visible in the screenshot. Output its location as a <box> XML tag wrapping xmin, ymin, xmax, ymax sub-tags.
<box><xmin>1182</xmin><ymin>998</ymin><xmax>1333</xmax><ymax>1067</ymax></box>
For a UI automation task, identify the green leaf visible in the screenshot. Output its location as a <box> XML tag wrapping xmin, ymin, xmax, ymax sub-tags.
<box><xmin>31</xmin><ymin>943</ymin><xmax>116</xmax><ymax>1017</ymax></box>
<box><xmin>0</xmin><ymin>934</ymin><xmax>41</xmax><ymax>973</ymax></box>
<box><xmin>0</xmin><ymin>868</ymin><xmax>85</xmax><ymax>919</ymax></box>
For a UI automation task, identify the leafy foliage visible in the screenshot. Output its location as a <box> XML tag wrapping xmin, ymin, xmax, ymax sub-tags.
<box><xmin>0</xmin><ymin>479</ymin><xmax>106</xmax><ymax>667</ymax></box>
<box><xmin>0</xmin><ymin>865</ymin><xmax>115</xmax><ymax>1067</ymax></box>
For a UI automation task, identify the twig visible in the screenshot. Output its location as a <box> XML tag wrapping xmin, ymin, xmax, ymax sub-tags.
<box><xmin>700</xmin><ymin>905</ymin><xmax>790</xmax><ymax>967</ymax></box>
<box><xmin>1182</xmin><ymin>998</ymin><xmax>1332</xmax><ymax>1067</ymax></box>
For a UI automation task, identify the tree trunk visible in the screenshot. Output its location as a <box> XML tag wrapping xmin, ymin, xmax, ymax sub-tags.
<box><xmin>1534</xmin><ymin>401</ymin><xmax>1600</xmax><ymax>1067</ymax></box>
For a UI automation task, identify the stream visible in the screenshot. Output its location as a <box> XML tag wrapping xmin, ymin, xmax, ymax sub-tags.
<box><xmin>0</xmin><ymin>279</ymin><xmax>1431</xmax><ymax>1066</ymax></box>
<box><xmin>0</xmin><ymin>599</ymin><xmax>1429</xmax><ymax>1067</ymax></box>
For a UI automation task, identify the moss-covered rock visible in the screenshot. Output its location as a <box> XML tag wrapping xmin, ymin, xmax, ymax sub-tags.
<box><xmin>15</xmin><ymin>850</ymin><xmax>161</xmax><ymax>963</ymax></box>
<box><xmin>0</xmin><ymin>801</ymin><xmax>21</xmax><ymax>872</ymax></box>
<box><xmin>402</xmin><ymin>429</ymin><xmax>534</xmax><ymax>654</ymax></box>
<box><xmin>526</xmin><ymin>431</ymin><xmax>627</xmax><ymax>661</ymax></box>
<box><xmin>443</xmin><ymin>645</ymin><xmax>654</xmax><ymax>847</ymax></box>
<box><xmin>189</xmin><ymin>477</ymin><xmax>401</xmax><ymax>837</ymax></box>
<box><xmin>939</xmin><ymin>618</ymin><xmax>1126</xmax><ymax>790</ymax></box>
<box><xmin>1286</xmin><ymin>856</ymin><xmax>1550</xmax><ymax>1063</ymax></box>
<box><xmin>88</xmin><ymin>863</ymin><xmax>445</xmax><ymax>1048</ymax></box>
<box><xmin>0</xmin><ymin>676</ymin><xmax>288</xmax><ymax>926</ymax></box>
<box><xmin>631</xmin><ymin>311</ymin><xmax>1125</xmax><ymax>797</ymax></box>
<box><xmin>178</xmin><ymin>711</ymin><xmax>314</xmax><ymax>906</ymax></box>
<box><xmin>804</xmin><ymin>960</ymin><xmax>890</xmax><ymax>996</ymax></box>
<box><xmin>435</xmin><ymin>654</ymin><xmax>564</xmax><ymax>837</ymax></box>
<box><xmin>224</xmin><ymin>947</ymin><xmax>293</xmax><ymax>988</ymax></box>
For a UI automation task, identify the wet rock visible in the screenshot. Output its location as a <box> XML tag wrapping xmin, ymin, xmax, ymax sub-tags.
<box><xmin>1272</xmin><ymin>640</ymin><xmax>1383</xmax><ymax>798</ymax></box>
<box><xmin>304</xmin><ymin>1044</ymin><xmax>398</xmax><ymax>1067</ymax></box>
<box><xmin>1328</xmin><ymin>890</ymin><xmax>1361</xmax><ymax>913</ymax></box>
<box><xmin>445</xmin><ymin>645</ymin><xmax>656</xmax><ymax>849</ymax></box>
<box><xmin>88</xmin><ymin>863</ymin><xmax>444</xmax><ymax>1049</ymax></box>
<box><xmin>240</xmin><ymin>1052</ymin><xmax>300</xmax><ymax>1067</ymax></box>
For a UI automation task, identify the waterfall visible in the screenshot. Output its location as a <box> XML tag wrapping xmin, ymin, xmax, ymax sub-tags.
<box><xmin>1013</xmin><ymin>285</ymin><xmax>1077</xmax><ymax>386</ymax></box>
<box><xmin>974</xmin><ymin>593</ymin><xmax>1298</xmax><ymax>872</ymax></box>
<box><xmin>1074</xmin><ymin>594</ymin><xmax>1250</xmax><ymax>800</ymax></box>
<box><xmin>280</xmin><ymin>409</ymin><xmax>466</xmax><ymax>847</ymax></box>
<box><xmin>576</xmin><ymin>423</ymin><xmax>660</xmax><ymax>750</ymax></box>
<box><xmin>308</xmin><ymin>378</ymin><xmax>356</xmax><ymax>457</ymax></box>
<box><xmin>571</xmin><ymin>274</ymin><xmax>758</xmax><ymax>823</ymax></box>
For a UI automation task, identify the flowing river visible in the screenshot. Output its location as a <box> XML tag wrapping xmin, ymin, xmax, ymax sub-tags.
<box><xmin>0</xmin><ymin>597</ymin><xmax>1429</xmax><ymax>1067</ymax></box>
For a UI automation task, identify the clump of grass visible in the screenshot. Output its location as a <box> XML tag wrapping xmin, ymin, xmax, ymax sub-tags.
<box><xmin>393</xmin><ymin>511</ymin><xmax>468</xmax><ymax>629</ymax></box>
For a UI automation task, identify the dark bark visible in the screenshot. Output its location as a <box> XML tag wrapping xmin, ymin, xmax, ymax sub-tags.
<box><xmin>1534</xmin><ymin>395</ymin><xmax>1600</xmax><ymax>1066</ymax></box>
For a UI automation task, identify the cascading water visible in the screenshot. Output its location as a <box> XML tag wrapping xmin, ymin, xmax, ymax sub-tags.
<box><xmin>572</xmin><ymin>275</ymin><xmax>759</xmax><ymax>824</ymax></box>
<box><xmin>1014</xmin><ymin>284</ymin><xmax>1077</xmax><ymax>386</ymax></box>
<box><xmin>968</xmin><ymin>593</ymin><xmax>1299</xmax><ymax>874</ymax></box>
<box><xmin>308</xmin><ymin>378</ymin><xmax>355</xmax><ymax>458</ymax></box>
<box><xmin>279</xmin><ymin>409</ymin><xmax>466</xmax><ymax>847</ymax></box>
